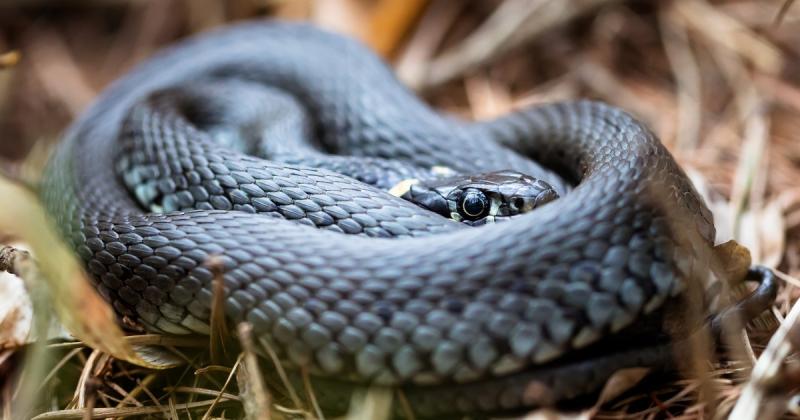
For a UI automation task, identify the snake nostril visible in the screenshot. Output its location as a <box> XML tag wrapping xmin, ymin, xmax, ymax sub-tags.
<box><xmin>513</xmin><ymin>197</ymin><xmax>525</xmax><ymax>210</ymax></box>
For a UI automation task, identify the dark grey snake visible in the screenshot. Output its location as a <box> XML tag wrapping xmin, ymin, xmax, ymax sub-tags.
<box><xmin>41</xmin><ymin>21</ymin><xmax>776</xmax><ymax>417</ymax></box>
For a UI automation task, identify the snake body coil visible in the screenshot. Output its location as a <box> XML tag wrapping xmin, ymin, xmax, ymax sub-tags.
<box><xmin>43</xmin><ymin>22</ymin><xmax>718</xmax><ymax>416</ymax></box>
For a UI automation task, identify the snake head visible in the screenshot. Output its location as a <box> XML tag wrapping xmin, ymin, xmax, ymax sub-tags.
<box><xmin>402</xmin><ymin>170</ymin><xmax>559</xmax><ymax>225</ymax></box>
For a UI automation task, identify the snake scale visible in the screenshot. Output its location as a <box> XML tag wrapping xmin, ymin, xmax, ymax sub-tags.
<box><xmin>42</xmin><ymin>21</ymin><xmax>739</xmax><ymax>417</ymax></box>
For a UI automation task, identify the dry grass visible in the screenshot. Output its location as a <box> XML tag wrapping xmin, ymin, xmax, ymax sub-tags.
<box><xmin>1</xmin><ymin>0</ymin><xmax>800</xmax><ymax>418</ymax></box>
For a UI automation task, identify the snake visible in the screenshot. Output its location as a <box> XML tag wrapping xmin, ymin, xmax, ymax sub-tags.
<box><xmin>41</xmin><ymin>21</ymin><xmax>775</xmax><ymax>417</ymax></box>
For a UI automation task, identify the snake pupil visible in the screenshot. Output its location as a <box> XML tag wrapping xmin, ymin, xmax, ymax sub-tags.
<box><xmin>460</xmin><ymin>189</ymin><xmax>489</xmax><ymax>219</ymax></box>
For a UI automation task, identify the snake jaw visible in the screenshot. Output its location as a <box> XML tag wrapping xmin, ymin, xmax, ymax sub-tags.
<box><xmin>462</xmin><ymin>215</ymin><xmax>495</xmax><ymax>226</ymax></box>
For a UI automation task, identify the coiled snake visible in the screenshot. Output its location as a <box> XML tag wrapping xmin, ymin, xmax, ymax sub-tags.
<box><xmin>42</xmin><ymin>22</ymin><xmax>774</xmax><ymax>417</ymax></box>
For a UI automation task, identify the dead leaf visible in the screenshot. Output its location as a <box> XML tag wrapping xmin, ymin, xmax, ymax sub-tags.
<box><xmin>0</xmin><ymin>51</ymin><xmax>20</xmax><ymax>69</ymax></box>
<box><xmin>361</xmin><ymin>0</ymin><xmax>429</xmax><ymax>57</ymax></box>
<box><xmin>311</xmin><ymin>0</ymin><xmax>428</xmax><ymax>57</ymax></box>
<box><xmin>0</xmin><ymin>243</ymin><xmax>72</xmax><ymax>349</ymax></box>
<box><xmin>713</xmin><ymin>240</ymin><xmax>753</xmax><ymax>285</ymax></box>
<box><xmin>0</xmin><ymin>176</ymin><xmax>179</xmax><ymax>369</ymax></box>
<box><xmin>0</xmin><ymin>255</ymin><xmax>33</xmax><ymax>348</ymax></box>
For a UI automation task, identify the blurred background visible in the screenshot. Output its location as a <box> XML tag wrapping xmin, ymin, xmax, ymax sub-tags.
<box><xmin>1</xmin><ymin>0</ymin><xmax>800</xmax><ymax>417</ymax></box>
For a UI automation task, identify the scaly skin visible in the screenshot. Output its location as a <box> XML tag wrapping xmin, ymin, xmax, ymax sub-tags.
<box><xmin>42</xmin><ymin>22</ymin><xmax>717</xmax><ymax>417</ymax></box>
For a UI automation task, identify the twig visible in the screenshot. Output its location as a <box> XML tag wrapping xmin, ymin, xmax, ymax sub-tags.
<box><xmin>207</xmin><ymin>257</ymin><xmax>230</xmax><ymax>364</ymax></box>
<box><xmin>100</xmin><ymin>0</ymin><xmax>181</xmax><ymax>81</ymax></box>
<box><xmin>107</xmin><ymin>381</ymin><xmax>144</xmax><ymax>408</ymax></box>
<box><xmin>200</xmin><ymin>353</ymin><xmax>243</xmax><ymax>420</ymax></box>
<box><xmin>30</xmin><ymin>399</ymin><xmax>238</xmax><ymax>420</ymax></box>
<box><xmin>257</xmin><ymin>337</ymin><xmax>305</xmax><ymax>414</ymax></box>
<box><xmin>301</xmin><ymin>367</ymin><xmax>323</xmax><ymax>420</ymax></box>
<box><xmin>73</xmin><ymin>350</ymin><xmax>101</xmax><ymax>409</ymax></box>
<box><xmin>420</xmin><ymin>0</ymin><xmax>620</xmax><ymax>89</ymax></box>
<box><xmin>25</xmin><ymin>30</ymin><xmax>95</xmax><ymax>116</ymax></box>
<box><xmin>136</xmin><ymin>377</ymin><xmax>168</xmax><ymax>417</ymax></box>
<box><xmin>755</xmin><ymin>73</ymin><xmax>800</xmax><ymax>113</ymax></box>
<box><xmin>395</xmin><ymin>389</ymin><xmax>415</xmax><ymax>420</ymax></box>
<box><xmin>166</xmin><ymin>387</ymin><xmax>241</xmax><ymax>402</ymax></box>
<box><xmin>36</xmin><ymin>348</ymin><xmax>84</xmax><ymax>396</ymax></box>
<box><xmin>236</xmin><ymin>322</ymin><xmax>271</xmax><ymax>420</ymax></box>
<box><xmin>464</xmin><ymin>76</ymin><xmax>513</xmax><ymax>120</ymax></box>
<box><xmin>396</xmin><ymin>0</ymin><xmax>464</xmax><ymax>88</ymax></box>
<box><xmin>660</xmin><ymin>7</ymin><xmax>703</xmax><ymax>150</ymax></box>
<box><xmin>774</xmin><ymin>0</ymin><xmax>797</xmax><ymax>26</ymax></box>
<box><xmin>673</xmin><ymin>0</ymin><xmax>783</xmax><ymax>75</ymax></box>
<box><xmin>699</xmin><ymin>22</ymin><xmax>770</xmax><ymax>253</ymax></box>
<box><xmin>574</xmin><ymin>57</ymin><xmax>665</xmax><ymax>126</ymax></box>
<box><xmin>730</xmin><ymin>293</ymin><xmax>800</xmax><ymax>419</ymax></box>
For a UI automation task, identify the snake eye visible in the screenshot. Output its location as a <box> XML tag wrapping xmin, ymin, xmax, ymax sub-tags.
<box><xmin>459</xmin><ymin>189</ymin><xmax>489</xmax><ymax>220</ymax></box>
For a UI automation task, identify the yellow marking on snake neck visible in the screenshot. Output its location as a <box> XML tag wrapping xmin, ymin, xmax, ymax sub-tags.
<box><xmin>388</xmin><ymin>179</ymin><xmax>419</xmax><ymax>197</ymax></box>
